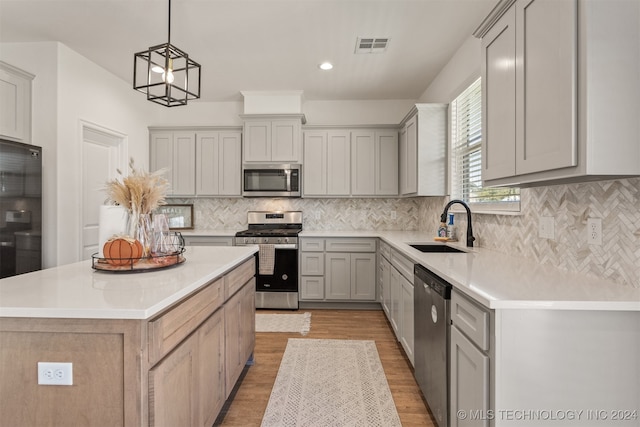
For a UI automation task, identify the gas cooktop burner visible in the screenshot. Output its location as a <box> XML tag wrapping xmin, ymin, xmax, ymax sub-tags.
<box><xmin>235</xmin><ymin>211</ymin><xmax>302</xmax><ymax>246</ymax></box>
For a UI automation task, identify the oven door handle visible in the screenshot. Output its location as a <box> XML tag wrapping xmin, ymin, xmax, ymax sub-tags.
<box><xmin>271</xmin><ymin>243</ymin><xmax>297</xmax><ymax>250</ymax></box>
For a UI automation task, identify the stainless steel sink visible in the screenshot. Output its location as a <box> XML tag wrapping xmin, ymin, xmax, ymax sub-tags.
<box><xmin>409</xmin><ymin>244</ymin><xmax>465</xmax><ymax>253</ymax></box>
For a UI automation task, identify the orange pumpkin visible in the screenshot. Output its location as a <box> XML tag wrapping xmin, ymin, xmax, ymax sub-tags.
<box><xmin>103</xmin><ymin>238</ymin><xmax>143</xmax><ymax>266</ymax></box>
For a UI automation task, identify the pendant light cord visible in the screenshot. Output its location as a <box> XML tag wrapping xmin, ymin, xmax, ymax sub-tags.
<box><xmin>167</xmin><ymin>0</ymin><xmax>171</xmax><ymax>45</ymax></box>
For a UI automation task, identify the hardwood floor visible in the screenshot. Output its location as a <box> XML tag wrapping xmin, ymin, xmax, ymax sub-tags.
<box><xmin>214</xmin><ymin>309</ymin><xmax>436</xmax><ymax>426</ymax></box>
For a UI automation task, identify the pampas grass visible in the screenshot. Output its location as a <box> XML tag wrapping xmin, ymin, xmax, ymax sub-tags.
<box><xmin>104</xmin><ymin>158</ymin><xmax>170</xmax><ymax>217</ymax></box>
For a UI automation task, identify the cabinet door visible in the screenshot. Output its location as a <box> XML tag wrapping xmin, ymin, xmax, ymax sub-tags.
<box><xmin>398</xmin><ymin>126</ymin><xmax>408</xmax><ymax>194</ymax></box>
<box><xmin>350</xmin><ymin>252</ymin><xmax>376</xmax><ymax>300</ymax></box>
<box><xmin>240</xmin><ymin>280</ymin><xmax>256</xmax><ymax>363</ymax></box>
<box><xmin>351</xmin><ymin>131</ymin><xmax>376</xmax><ymax>195</ymax></box>
<box><xmin>224</xmin><ymin>289</ymin><xmax>244</xmax><ymax>397</ymax></box>
<box><xmin>482</xmin><ymin>7</ymin><xmax>517</xmax><ymax>181</ymax></box>
<box><xmin>218</xmin><ymin>131</ymin><xmax>242</xmax><ymax>196</ymax></box>
<box><xmin>172</xmin><ymin>132</ymin><xmax>196</xmax><ymax>196</ymax></box>
<box><xmin>515</xmin><ymin>0</ymin><xmax>577</xmax><ymax>175</ymax></box>
<box><xmin>302</xmin><ymin>131</ymin><xmax>327</xmax><ymax>195</ymax></box>
<box><xmin>150</xmin><ymin>132</ymin><xmax>174</xmax><ymax>190</ymax></box>
<box><xmin>196</xmin><ymin>132</ymin><xmax>219</xmax><ymax>195</ymax></box>
<box><xmin>149</xmin><ymin>332</ymin><xmax>197</xmax><ymax>427</ymax></box>
<box><xmin>403</xmin><ymin>115</ymin><xmax>418</xmax><ymax>194</ymax></box>
<box><xmin>380</xmin><ymin>257</ymin><xmax>391</xmax><ymax>318</ymax></box>
<box><xmin>0</xmin><ymin>65</ymin><xmax>32</xmax><ymax>142</ymax></box>
<box><xmin>400</xmin><ymin>276</ymin><xmax>414</xmax><ymax>365</ymax></box>
<box><xmin>243</xmin><ymin>120</ymin><xmax>271</xmax><ymax>162</ymax></box>
<box><xmin>271</xmin><ymin>119</ymin><xmax>301</xmax><ymax>162</ymax></box>
<box><xmin>325</xmin><ymin>253</ymin><xmax>351</xmax><ymax>300</ymax></box>
<box><xmin>300</xmin><ymin>276</ymin><xmax>325</xmax><ymax>300</ymax></box>
<box><xmin>197</xmin><ymin>310</ymin><xmax>225</xmax><ymax>427</ymax></box>
<box><xmin>301</xmin><ymin>252</ymin><xmax>324</xmax><ymax>275</ymax></box>
<box><xmin>326</xmin><ymin>131</ymin><xmax>351</xmax><ymax>195</ymax></box>
<box><xmin>389</xmin><ymin>268</ymin><xmax>401</xmax><ymax>335</ymax></box>
<box><xmin>450</xmin><ymin>325</ymin><xmax>490</xmax><ymax>427</ymax></box>
<box><xmin>376</xmin><ymin>131</ymin><xmax>399</xmax><ymax>196</ymax></box>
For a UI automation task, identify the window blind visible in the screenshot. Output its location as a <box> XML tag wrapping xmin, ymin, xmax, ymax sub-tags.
<box><xmin>450</xmin><ymin>78</ymin><xmax>520</xmax><ymax>210</ymax></box>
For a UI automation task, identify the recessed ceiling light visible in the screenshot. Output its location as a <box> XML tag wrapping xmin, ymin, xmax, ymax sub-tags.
<box><xmin>319</xmin><ymin>62</ymin><xmax>333</xmax><ymax>70</ymax></box>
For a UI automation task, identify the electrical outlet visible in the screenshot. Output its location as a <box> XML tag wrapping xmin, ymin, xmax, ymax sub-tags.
<box><xmin>38</xmin><ymin>362</ymin><xmax>73</xmax><ymax>386</ymax></box>
<box><xmin>390</xmin><ymin>210</ymin><xmax>397</xmax><ymax>220</ymax></box>
<box><xmin>538</xmin><ymin>216</ymin><xmax>555</xmax><ymax>240</ymax></box>
<box><xmin>587</xmin><ymin>217</ymin><xmax>602</xmax><ymax>245</ymax></box>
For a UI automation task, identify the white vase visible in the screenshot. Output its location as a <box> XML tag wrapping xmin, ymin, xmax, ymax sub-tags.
<box><xmin>97</xmin><ymin>205</ymin><xmax>128</xmax><ymax>257</ymax></box>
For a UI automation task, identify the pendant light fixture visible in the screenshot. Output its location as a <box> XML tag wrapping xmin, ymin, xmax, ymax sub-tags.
<box><xmin>133</xmin><ymin>0</ymin><xmax>201</xmax><ymax>107</ymax></box>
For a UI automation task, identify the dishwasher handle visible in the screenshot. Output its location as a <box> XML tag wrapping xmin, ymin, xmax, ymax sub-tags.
<box><xmin>414</xmin><ymin>264</ymin><xmax>452</xmax><ymax>299</ymax></box>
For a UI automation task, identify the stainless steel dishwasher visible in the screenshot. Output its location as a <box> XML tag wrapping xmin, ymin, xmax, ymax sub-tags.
<box><xmin>414</xmin><ymin>264</ymin><xmax>451</xmax><ymax>427</ymax></box>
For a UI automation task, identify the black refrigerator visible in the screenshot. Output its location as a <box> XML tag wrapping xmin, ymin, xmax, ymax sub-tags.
<box><xmin>0</xmin><ymin>139</ymin><xmax>42</xmax><ymax>278</ymax></box>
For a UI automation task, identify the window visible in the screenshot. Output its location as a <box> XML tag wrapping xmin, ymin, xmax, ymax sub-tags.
<box><xmin>450</xmin><ymin>78</ymin><xmax>520</xmax><ymax>211</ymax></box>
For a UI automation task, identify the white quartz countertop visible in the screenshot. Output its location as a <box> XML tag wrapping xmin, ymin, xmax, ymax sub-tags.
<box><xmin>301</xmin><ymin>230</ymin><xmax>640</xmax><ymax>311</ymax></box>
<box><xmin>0</xmin><ymin>246</ymin><xmax>257</xmax><ymax>320</ymax></box>
<box><xmin>180</xmin><ymin>229</ymin><xmax>238</xmax><ymax>237</ymax></box>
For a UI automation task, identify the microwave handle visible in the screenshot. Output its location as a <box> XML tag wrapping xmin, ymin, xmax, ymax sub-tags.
<box><xmin>286</xmin><ymin>170</ymin><xmax>291</xmax><ymax>192</ymax></box>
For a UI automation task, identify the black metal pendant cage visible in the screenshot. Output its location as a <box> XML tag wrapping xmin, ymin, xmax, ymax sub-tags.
<box><xmin>133</xmin><ymin>42</ymin><xmax>201</xmax><ymax>107</ymax></box>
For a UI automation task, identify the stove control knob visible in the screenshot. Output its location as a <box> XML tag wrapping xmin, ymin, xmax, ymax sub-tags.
<box><xmin>252</xmin><ymin>237</ymin><xmax>257</xmax><ymax>244</ymax></box>
<box><xmin>284</xmin><ymin>237</ymin><xmax>289</xmax><ymax>244</ymax></box>
<box><xmin>277</xmin><ymin>238</ymin><xmax>282</xmax><ymax>244</ymax></box>
<box><xmin>263</xmin><ymin>238</ymin><xmax>269</xmax><ymax>243</ymax></box>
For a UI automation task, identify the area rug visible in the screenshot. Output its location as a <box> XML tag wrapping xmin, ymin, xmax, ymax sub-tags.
<box><xmin>255</xmin><ymin>312</ymin><xmax>311</xmax><ymax>336</ymax></box>
<box><xmin>261</xmin><ymin>339</ymin><xmax>402</xmax><ymax>427</ymax></box>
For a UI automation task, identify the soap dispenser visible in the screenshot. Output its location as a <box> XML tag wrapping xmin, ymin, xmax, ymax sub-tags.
<box><xmin>437</xmin><ymin>221</ymin><xmax>448</xmax><ymax>238</ymax></box>
<box><xmin>446</xmin><ymin>214</ymin><xmax>456</xmax><ymax>240</ymax></box>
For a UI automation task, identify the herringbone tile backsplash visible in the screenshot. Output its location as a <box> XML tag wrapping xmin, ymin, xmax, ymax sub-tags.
<box><xmin>175</xmin><ymin>177</ymin><xmax>639</xmax><ymax>289</ymax></box>
<box><xmin>419</xmin><ymin>178</ymin><xmax>640</xmax><ymax>289</ymax></box>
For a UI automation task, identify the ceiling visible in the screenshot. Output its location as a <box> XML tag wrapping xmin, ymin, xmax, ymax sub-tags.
<box><xmin>0</xmin><ymin>0</ymin><xmax>497</xmax><ymax>103</ymax></box>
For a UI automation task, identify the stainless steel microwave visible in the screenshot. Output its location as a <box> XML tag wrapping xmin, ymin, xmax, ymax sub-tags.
<box><xmin>242</xmin><ymin>164</ymin><xmax>301</xmax><ymax>197</ymax></box>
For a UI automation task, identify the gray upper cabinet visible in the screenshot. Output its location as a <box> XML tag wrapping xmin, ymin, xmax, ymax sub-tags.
<box><xmin>302</xmin><ymin>130</ymin><xmax>351</xmax><ymax>196</ymax></box>
<box><xmin>196</xmin><ymin>131</ymin><xmax>242</xmax><ymax>196</ymax></box>
<box><xmin>0</xmin><ymin>62</ymin><xmax>34</xmax><ymax>143</ymax></box>
<box><xmin>150</xmin><ymin>131</ymin><xmax>197</xmax><ymax>197</ymax></box>
<box><xmin>303</xmin><ymin>127</ymin><xmax>397</xmax><ymax>197</ymax></box>
<box><xmin>399</xmin><ymin>104</ymin><xmax>447</xmax><ymax>196</ymax></box>
<box><xmin>150</xmin><ymin>128</ymin><xmax>242</xmax><ymax>197</ymax></box>
<box><xmin>476</xmin><ymin>0</ymin><xmax>640</xmax><ymax>187</ymax></box>
<box><xmin>242</xmin><ymin>115</ymin><xmax>303</xmax><ymax>163</ymax></box>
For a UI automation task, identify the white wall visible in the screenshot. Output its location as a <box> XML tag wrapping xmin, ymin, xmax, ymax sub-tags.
<box><xmin>302</xmin><ymin>99</ymin><xmax>416</xmax><ymax>126</ymax></box>
<box><xmin>149</xmin><ymin>98</ymin><xmax>417</xmax><ymax>128</ymax></box>
<box><xmin>418</xmin><ymin>36</ymin><xmax>481</xmax><ymax>103</ymax></box>
<box><xmin>1</xmin><ymin>42</ymin><xmax>157</xmax><ymax>267</ymax></box>
<box><xmin>151</xmin><ymin>101</ymin><xmax>245</xmax><ymax>127</ymax></box>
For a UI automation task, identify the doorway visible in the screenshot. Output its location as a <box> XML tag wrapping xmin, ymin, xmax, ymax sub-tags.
<box><xmin>80</xmin><ymin>121</ymin><xmax>127</xmax><ymax>260</ymax></box>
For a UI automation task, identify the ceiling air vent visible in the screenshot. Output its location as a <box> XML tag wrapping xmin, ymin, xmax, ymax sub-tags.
<box><xmin>355</xmin><ymin>37</ymin><xmax>389</xmax><ymax>54</ymax></box>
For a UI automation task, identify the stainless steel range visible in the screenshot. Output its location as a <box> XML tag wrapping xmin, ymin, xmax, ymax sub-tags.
<box><xmin>235</xmin><ymin>211</ymin><xmax>302</xmax><ymax>309</ymax></box>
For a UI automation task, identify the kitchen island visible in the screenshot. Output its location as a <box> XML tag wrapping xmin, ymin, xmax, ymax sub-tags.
<box><xmin>0</xmin><ymin>246</ymin><xmax>258</xmax><ymax>427</ymax></box>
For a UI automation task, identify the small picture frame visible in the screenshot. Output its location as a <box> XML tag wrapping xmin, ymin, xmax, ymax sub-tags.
<box><xmin>154</xmin><ymin>204</ymin><xmax>194</xmax><ymax>230</ymax></box>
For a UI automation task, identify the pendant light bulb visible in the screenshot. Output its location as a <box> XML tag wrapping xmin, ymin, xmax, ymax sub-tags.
<box><xmin>162</xmin><ymin>58</ymin><xmax>175</xmax><ymax>83</ymax></box>
<box><xmin>162</xmin><ymin>69</ymin><xmax>175</xmax><ymax>83</ymax></box>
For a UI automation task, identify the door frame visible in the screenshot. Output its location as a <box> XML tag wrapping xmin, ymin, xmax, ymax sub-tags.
<box><xmin>78</xmin><ymin>120</ymin><xmax>128</xmax><ymax>260</ymax></box>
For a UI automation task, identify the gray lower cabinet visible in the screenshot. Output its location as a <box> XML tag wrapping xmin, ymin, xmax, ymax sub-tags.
<box><xmin>379</xmin><ymin>240</ymin><xmax>414</xmax><ymax>365</ymax></box>
<box><xmin>299</xmin><ymin>237</ymin><xmax>377</xmax><ymax>302</ymax></box>
<box><xmin>379</xmin><ymin>256</ymin><xmax>391</xmax><ymax>317</ymax></box>
<box><xmin>450</xmin><ymin>289</ymin><xmax>491</xmax><ymax>427</ymax></box>
<box><xmin>326</xmin><ymin>252</ymin><xmax>376</xmax><ymax>300</ymax></box>
<box><xmin>400</xmin><ymin>274</ymin><xmax>414</xmax><ymax>364</ymax></box>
